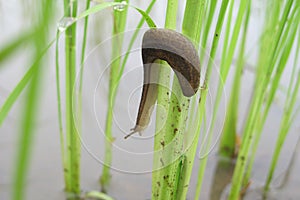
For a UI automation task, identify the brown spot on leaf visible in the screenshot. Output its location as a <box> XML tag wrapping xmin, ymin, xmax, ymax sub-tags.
<box><xmin>177</xmin><ymin>106</ymin><xmax>181</xmax><ymax>112</ymax></box>
<box><xmin>174</xmin><ymin>128</ymin><xmax>178</xmax><ymax>134</ymax></box>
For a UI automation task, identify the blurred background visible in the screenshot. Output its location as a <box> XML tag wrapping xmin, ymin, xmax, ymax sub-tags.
<box><xmin>0</xmin><ymin>1</ymin><xmax>300</xmax><ymax>199</ymax></box>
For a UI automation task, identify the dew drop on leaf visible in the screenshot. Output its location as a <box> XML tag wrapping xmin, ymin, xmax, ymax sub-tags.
<box><xmin>57</xmin><ymin>17</ymin><xmax>75</xmax><ymax>32</ymax></box>
<box><xmin>113</xmin><ymin>1</ymin><xmax>127</xmax><ymax>11</ymax></box>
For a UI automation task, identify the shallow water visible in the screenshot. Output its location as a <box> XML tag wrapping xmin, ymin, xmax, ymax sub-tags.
<box><xmin>1</xmin><ymin>1</ymin><xmax>300</xmax><ymax>200</ymax></box>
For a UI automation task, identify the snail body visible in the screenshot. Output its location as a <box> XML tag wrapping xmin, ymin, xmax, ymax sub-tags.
<box><xmin>125</xmin><ymin>28</ymin><xmax>200</xmax><ymax>139</ymax></box>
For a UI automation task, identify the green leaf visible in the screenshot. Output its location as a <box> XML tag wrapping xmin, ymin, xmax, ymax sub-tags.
<box><xmin>77</xmin><ymin>2</ymin><xmax>123</xmax><ymax>19</ymax></box>
<box><xmin>133</xmin><ymin>6</ymin><xmax>156</xmax><ymax>28</ymax></box>
<box><xmin>0</xmin><ymin>31</ymin><xmax>33</xmax><ymax>65</ymax></box>
<box><xmin>0</xmin><ymin>39</ymin><xmax>55</xmax><ymax>126</ymax></box>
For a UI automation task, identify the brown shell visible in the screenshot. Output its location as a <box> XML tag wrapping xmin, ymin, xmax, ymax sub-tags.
<box><xmin>142</xmin><ymin>28</ymin><xmax>200</xmax><ymax>96</ymax></box>
<box><xmin>125</xmin><ymin>28</ymin><xmax>200</xmax><ymax>139</ymax></box>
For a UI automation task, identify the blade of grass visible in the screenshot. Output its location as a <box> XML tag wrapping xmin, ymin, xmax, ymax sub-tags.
<box><xmin>59</xmin><ymin>2</ymin><xmax>153</xmax><ymax>32</ymax></box>
<box><xmin>192</xmin><ymin>1</ymin><xmax>231</xmax><ymax>198</ymax></box>
<box><xmin>55</xmin><ymin>1</ymin><xmax>131</xmax><ymax>193</ymax></box>
<box><xmin>63</xmin><ymin>0</ymin><xmax>80</xmax><ymax>194</ymax></box>
<box><xmin>200</xmin><ymin>0</ymin><xmax>217</xmax><ymax>61</ymax></box>
<box><xmin>220</xmin><ymin>1</ymin><xmax>249</xmax><ymax>80</ymax></box>
<box><xmin>55</xmin><ymin>29</ymin><xmax>68</xmax><ymax>191</ymax></box>
<box><xmin>77</xmin><ymin>2</ymin><xmax>126</xmax><ymax>19</ymax></box>
<box><xmin>115</xmin><ymin>0</ymin><xmax>157</xmax><ymax>84</ymax></box>
<box><xmin>229</xmin><ymin>1</ymin><xmax>295</xmax><ymax>198</ymax></box>
<box><xmin>245</xmin><ymin>3</ymin><xmax>300</xmax><ymax>183</ymax></box>
<box><xmin>182</xmin><ymin>0</ymin><xmax>205</xmax><ymax>45</ymax></box>
<box><xmin>275</xmin><ymin>135</ymin><xmax>300</xmax><ymax>189</ymax></box>
<box><xmin>76</xmin><ymin>0</ymin><xmax>91</xmax><ymax>190</ymax></box>
<box><xmin>175</xmin><ymin>0</ymin><xmax>206</xmax><ymax>199</ymax></box>
<box><xmin>100</xmin><ymin>0</ymin><xmax>129</xmax><ymax>190</ymax></box>
<box><xmin>0</xmin><ymin>38</ymin><xmax>56</xmax><ymax>126</ymax></box>
<box><xmin>151</xmin><ymin>0</ymin><xmax>179</xmax><ymax>199</ymax></box>
<box><xmin>12</xmin><ymin>1</ymin><xmax>54</xmax><ymax>199</ymax></box>
<box><xmin>265</xmin><ymin>68</ymin><xmax>300</xmax><ymax>192</ymax></box>
<box><xmin>264</xmin><ymin>21</ymin><xmax>300</xmax><ymax>192</ymax></box>
<box><xmin>0</xmin><ymin>31</ymin><xmax>34</xmax><ymax>65</ymax></box>
<box><xmin>258</xmin><ymin>2</ymin><xmax>300</xmax><ymax>130</ymax></box>
<box><xmin>219</xmin><ymin>1</ymin><xmax>251</xmax><ymax>158</ymax></box>
<box><xmin>219</xmin><ymin>0</ymin><xmax>234</xmax><ymax>69</ymax></box>
<box><xmin>57</xmin><ymin>0</ymin><xmax>157</xmax><ymax>191</ymax></box>
<box><xmin>206</xmin><ymin>0</ymin><xmax>249</xmax><ymax>159</ymax></box>
<box><xmin>78</xmin><ymin>0</ymin><xmax>91</xmax><ymax>102</ymax></box>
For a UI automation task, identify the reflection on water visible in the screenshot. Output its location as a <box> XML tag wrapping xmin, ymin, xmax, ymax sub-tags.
<box><xmin>209</xmin><ymin>157</ymin><xmax>235</xmax><ymax>200</ymax></box>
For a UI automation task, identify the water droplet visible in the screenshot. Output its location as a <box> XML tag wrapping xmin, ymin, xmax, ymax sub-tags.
<box><xmin>113</xmin><ymin>1</ymin><xmax>127</xmax><ymax>11</ymax></box>
<box><xmin>57</xmin><ymin>17</ymin><xmax>75</xmax><ymax>32</ymax></box>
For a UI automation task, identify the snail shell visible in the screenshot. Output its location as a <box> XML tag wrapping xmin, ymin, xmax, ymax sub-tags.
<box><xmin>125</xmin><ymin>28</ymin><xmax>200</xmax><ymax>139</ymax></box>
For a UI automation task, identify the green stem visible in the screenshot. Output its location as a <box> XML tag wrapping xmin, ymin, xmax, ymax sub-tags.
<box><xmin>219</xmin><ymin>1</ymin><xmax>251</xmax><ymax>158</ymax></box>
<box><xmin>55</xmin><ymin>30</ymin><xmax>68</xmax><ymax>190</ymax></box>
<box><xmin>193</xmin><ymin>0</ymin><xmax>231</xmax><ymax>199</ymax></box>
<box><xmin>245</xmin><ymin>2</ymin><xmax>300</xmax><ymax>184</ymax></box>
<box><xmin>176</xmin><ymin>1</ymin><xmax>206</xmax><ymax>199</ymax></box>
<box><xmin>229</xmin><ymin>1</ymin><xmax>295</xmax><ymax>198</ymax></box>
<box><xmin>200</xmin><ymin>0</ymin><xmax>217</xmax><ymax>61</ymax></box>
<box><xmin>152</xmin><ymin>0</ymin><xmax>179</xmax><ymax>199</ymax></box>
<box><xmin>64</xmin><ymin>0</ymin><xmax>80</xmax><ymax>194</ymax></box>
<box><xmin>264</xmin><ymin>24</ymin><xmax>300</xmax><ymax>192</ymax></box>
<box><xmin>12</xmin><ymin>1</ymin><xmax>53</xmax><ymax>199</ymax></box>
<box><xmin>100</xmin><ymin>0</ymin><xmax>129</xmax><ymax>190</ymax></box>
<box><xmin>265</xmin><ymin>71</ymin><xmax>300</xmax><ymax>191</ymax></box>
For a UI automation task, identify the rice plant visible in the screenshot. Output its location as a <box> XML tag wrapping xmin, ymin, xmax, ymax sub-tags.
<box><xmin>0</xmin><ymin>0</ymin><xmax>300</xmax><ymax>200</ymax></box>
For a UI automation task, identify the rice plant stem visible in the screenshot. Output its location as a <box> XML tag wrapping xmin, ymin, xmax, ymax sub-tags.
<box><xmin>0</xmin><ymin>39</ymin><xmax>55</xmax><ymax>126</ymax></box>
<box><xmin>152</xmin><ymin>0</ymin><xmax>178</xmax><ymax>199</ymax></box>
<box><xmin>64</xmin><ymin>0</ymin><xmax>81</xmax><ymax>194</ymax></box>
<box><xmin>76</xmin><ymin>1</ymin><xmax>91</xmax><ymax>189</ymax></box>
<box><xmin>264</xmin><ymin>68</ymin><xmax>300</xmax><ymax>192</ymax></box>
<box><xmin>193</xmin><ymin>1</ymin><xmax>231</xmax><ymax>199</ymax></box>
<box><xmin>0</xmin><ymin>31</ymin><xmax>34</xmax><ymax>65</ymax></box>
<box><xmin>207</xmin><ymin>0</ymin><xmax>249</xmax><ymax>159</ymax></box>
<box><xmin>55</xmin><ymin>30</ymin><xmax>68</xmax><ymax>188</ymax></box>
<box><xmin>116</xmin><ymin>0</ymin><xmax>156</xmax><ymax>84</ymax></box>
<box><xmin>13</xmin><ymin>51</ymin><xmax>42</xmax><ymax>200</ymax></box>
<box><xmin>12</xmin><ymin>1</ymin><xmax>53</xmax><ymax>199</ymax></box>
<box><xmin>245</xmin><ymin>4</ymin><xmax>300</xmax><ymax>183</ymax></box>
<box><xmin>264</xmin><ymin>21</ymin><xmax>300</xmax><ymax>192</ymax></box>
<box><xmin>100</xmin><ymin>0</ymin><xmax>129</xmax><ymax>189</ymax></box>
<box><xmin>219</xmin><ymin>1</ymin><xmax>251</xmax><ymax>158</ymax></box>
<box><xmin>229</xmin><ymin>1</ymin><xmax>294</xmax><ymax>198</ymax></box>
<box><xmin>78</xmin><ymin>0</ymin><xmax>91</xmax><ymax>99</ymax></box>
<box><xmin>175</xmin><ymin>1</ymin><xmax>206</xmax><ymax>199</ymax></box>
<box><xmin>200</xmin><ymin>0</ymin><xmax>217</xmax><ymax>61</ymax></box>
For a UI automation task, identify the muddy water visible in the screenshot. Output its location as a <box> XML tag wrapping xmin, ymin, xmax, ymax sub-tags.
<box><xmin>1</xmin><ymin>1</ymin><xmax>300</xmax><ymax>200</ymax></box>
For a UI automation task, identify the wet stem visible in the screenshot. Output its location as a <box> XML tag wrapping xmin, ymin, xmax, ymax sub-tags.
<box><xmin>12</xmin><ymin>1</ymin><xmax>54</xmax><ymax>200</ymax></box>
<box><xmin>100</xmin><ymin>0</ymin><xmax>129</xmax><ymax>190</ymax></box>
<box><xmin>64</xmin><ymin>0</ymin><xmax>81</xmax><ymax>194</ymax></box>
<box><xmin>151</xmin><ymin>0</ymin><xmax>178</xmax><ymax>199</ymax></box>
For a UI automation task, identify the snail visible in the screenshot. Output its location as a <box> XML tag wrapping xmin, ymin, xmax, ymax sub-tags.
<box><xmin>125</xmin><ymin>28</ymin><xmax>200</xmax><ymax>139</ymax></box>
